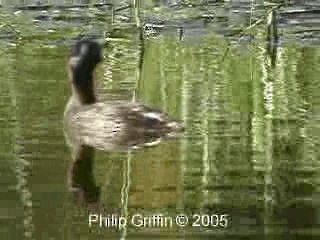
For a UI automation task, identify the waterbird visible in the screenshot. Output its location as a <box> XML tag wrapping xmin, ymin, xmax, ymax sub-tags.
<box><xmin>63</xmin><ymin>38</ymin><xmax>183</xmax><ymax>153</ymax></box>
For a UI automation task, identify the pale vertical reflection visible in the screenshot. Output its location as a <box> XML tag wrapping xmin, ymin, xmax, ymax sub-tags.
<box><xmin>251</xmin><ymin>39</ymin><xmax>272</xmax><ymax>234</ymax></box>
<box><xmin>199</xmin><ymin>48</ymin><xmax>210</xmax><ymax>207</ymax></box>
<box><xmin>132</xmin><ymin>0</ymin><xmax>141</xmax><ymax>28</ymax></box>
<box><xmin>133</xmin><ymin>27</ymin><xmax>144</xmax><ymax>102</ymax></box>
<box><xmin>178</xmin><ymin>47</ymin><xmax>188</xmax><ymax>211</ymax></box>
<box><xmin>159</xmin><ymin>39</ymin><xmax>167</xmax><ymax>111</ymax></box>
<box><xmin>249</xmin><ymin>0</ymin><xmax>254</xmax><ymax>26</ymax></box>
<box><xmin>251</xmin><ymin>54</ymin><xmax>265</xmax><ymax>157</ymax></box>
<box><xmin>8</xmin><ymin>50</ymin><xmax>34</xmax><ymax>239</ymax></box>
<box><xmin>133</xmin><ymin>44</ymin><xmax>139</xmax><ymax>102</ymax></box>
<box><xmin>120</xmin><ymin>151</ymin><xmax>132</xmax><ymax>240</ymax></box>
<box><xmin>275</xmin><ymin>48</ymin><xmax>288</xmax><ymax>120</ymax></box>
<box><xmin>250</xmin><ymin>37</ymin><xmax>267</xmax><ymax>240</ymax></box>
<box><xmin>103</xmin><ymin>43</ymin><xmax>115</xmax><ymax>91</ymax></box>
<box><xmin>208</xmin><ymin>45</ymin><xmax>220</xmax><ymax>205</ymax></box>
<box><xmin>208</xmin><ymin>48</ymin><xmax>225</xmax><ymax>206</ymax></box>
<box><xmin>261</xmin><ymin>42</ymin><xmax>275</xmax><ymax>225</ymax></box>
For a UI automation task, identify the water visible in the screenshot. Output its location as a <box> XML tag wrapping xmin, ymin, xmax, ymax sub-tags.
<box><xmin>0</xmin><ymin>1</ymin><xmax>319</xmax><ymax>239</ymax></box>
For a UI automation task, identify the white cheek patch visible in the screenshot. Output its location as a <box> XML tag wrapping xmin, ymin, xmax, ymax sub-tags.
<box><xmin>80</xmin><ymin>44</ymin><xmax>88</xmax><ymax>56</ymax></box>
<box><xmin>69</xmin><ymin>56</ymin><xmax>80</xmax><ymax>67</ymax></box>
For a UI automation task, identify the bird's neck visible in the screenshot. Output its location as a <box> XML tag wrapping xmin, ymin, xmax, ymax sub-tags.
<box><xmin>70</xmin><ymin>64</ymin><xmax>97</xmax><ymax>105</ymax></box>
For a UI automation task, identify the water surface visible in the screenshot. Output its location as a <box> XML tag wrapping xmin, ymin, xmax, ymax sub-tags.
<box><xmin>0</xmin><ymin>1</ymin><xmax>319</xmax><ymax>239</ymax></box>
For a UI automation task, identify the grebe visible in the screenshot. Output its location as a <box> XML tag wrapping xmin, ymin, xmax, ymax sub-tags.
<box><xmin>63</xmin><ymin>39</ymin><xmax>183</xmax><ymax>152</ymax></box>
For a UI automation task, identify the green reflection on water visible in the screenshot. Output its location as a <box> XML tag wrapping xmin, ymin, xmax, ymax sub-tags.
<box><xmin>0</xmin><ymin>14</ymin><xmax>319</xmax><ymax>240</ymax></box>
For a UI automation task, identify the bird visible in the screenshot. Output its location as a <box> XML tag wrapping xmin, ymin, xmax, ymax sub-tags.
<box><xmin>63</xmin><ymin>38</ymin><xmax>183</xmax><ymax>152</ymax></box>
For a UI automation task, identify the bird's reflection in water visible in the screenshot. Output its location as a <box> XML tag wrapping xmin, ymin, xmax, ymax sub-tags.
<box><xmin>67</xmin><ymin>144</ymin><xmax>105</xmax><ymax>213</ymax></box>
<box><xmin>63</xmin><ymin>39</ymin><xmax>183</xmax><ymax>214</ymax></box>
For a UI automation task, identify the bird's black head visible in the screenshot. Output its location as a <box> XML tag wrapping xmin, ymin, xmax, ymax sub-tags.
<box><xmin>68</xmin><ymin>39</ymin><xmax>103</xmax><ymax>104</ymax></box>
<box><xmin>69</xmin><ymin>39</ymin><xmax>103</xmax><ymax>68</ymax></box>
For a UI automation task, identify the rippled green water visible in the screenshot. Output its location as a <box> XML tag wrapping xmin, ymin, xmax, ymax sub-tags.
<box><xmin>0</xmin><ymin>2</ymin><xmax>320</xmax><ymax>240</ymax></box>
